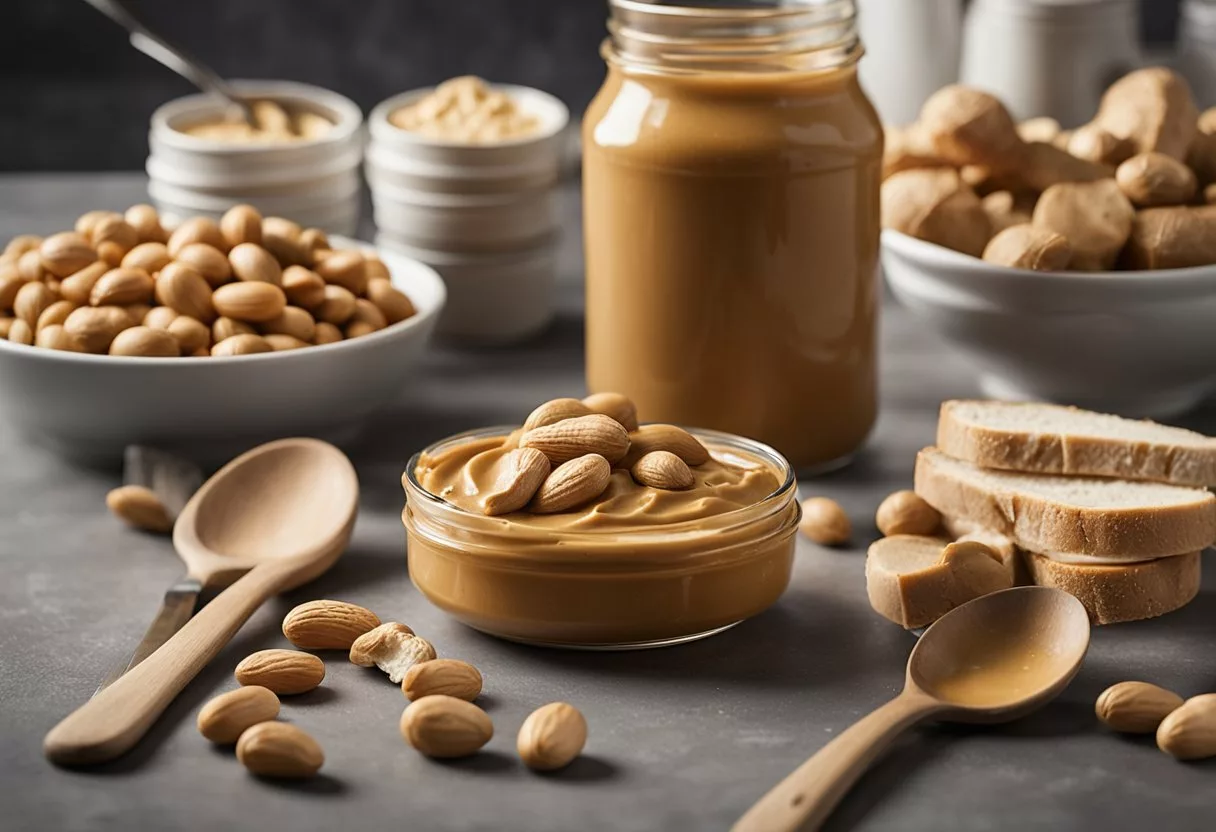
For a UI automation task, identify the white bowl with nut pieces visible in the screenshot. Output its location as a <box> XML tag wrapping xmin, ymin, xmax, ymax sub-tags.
<box><xmin>0</xmin><ymin>205</ymin><xmax>445</xmax><ymax>464</ymax></box>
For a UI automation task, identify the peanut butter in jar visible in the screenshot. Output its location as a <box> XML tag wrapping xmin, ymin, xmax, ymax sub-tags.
<box><xmin>582</xmin><ymin>0</ymin><xmax>883</xmax><ymax>471</ymax></box>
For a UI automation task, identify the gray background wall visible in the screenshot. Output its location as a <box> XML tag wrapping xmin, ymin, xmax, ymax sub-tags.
<box><xmin>2</xmin><ymin>0</ymin><xmax>1183</xmax><ymax>171</ymax></box>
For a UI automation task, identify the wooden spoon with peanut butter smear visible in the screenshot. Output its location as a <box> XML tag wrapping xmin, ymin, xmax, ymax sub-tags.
<box><xmin>734</xmin><ymin>587</ymin><xmax>1090</xmax><ymax>832</ymax></box>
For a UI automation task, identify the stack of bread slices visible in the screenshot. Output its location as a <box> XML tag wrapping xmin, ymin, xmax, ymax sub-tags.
<box><xmin>867</xmin><ymin>400</ymin><xmax>1216</xmax><ymax>628</ymax></box>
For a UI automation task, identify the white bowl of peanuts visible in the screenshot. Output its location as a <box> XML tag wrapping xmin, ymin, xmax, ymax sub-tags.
<box><xmin>0</xmin><ymin>204</ymin><xmax>445</xmax><ymax>464</ymax></box>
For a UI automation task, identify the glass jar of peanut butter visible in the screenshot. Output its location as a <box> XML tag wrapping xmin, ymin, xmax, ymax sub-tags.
<box><xmin>583</xmin><ymin>0</ymin><xmax>883</xmax><ymax>471</ymax></box>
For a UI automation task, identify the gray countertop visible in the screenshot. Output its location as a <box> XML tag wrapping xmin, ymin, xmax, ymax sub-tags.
<box><xmin>2</xmin><ymin>174</ymin><xmax>1214</xmax><ymax>832</ymax></box>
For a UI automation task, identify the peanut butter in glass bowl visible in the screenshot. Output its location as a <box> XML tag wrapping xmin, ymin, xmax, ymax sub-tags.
<box><xmin>402</xmin><ymin>426</ymin><xmax>800</xmax><ymax>649</ymax></box>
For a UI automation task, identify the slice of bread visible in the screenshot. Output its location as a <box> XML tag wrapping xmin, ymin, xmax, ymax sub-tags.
<box><xmin>938</xmin><ymin>400</ymin><xmax>1216</xmax><ymax>487</ymax></box>
<box><xmin>1022</xmin><ymin>550</ymin><xmax>1201</xmax><ymax>625</ymax></box>
<box><xmin>915</xmin><ymin>447</ymin><xmax>1216</xmax><ymax>560</ymax></box>
<box><xmin>866</xmin><ymin>535</ymin><xmax>1016</xmax><ymax>629</ymax></box>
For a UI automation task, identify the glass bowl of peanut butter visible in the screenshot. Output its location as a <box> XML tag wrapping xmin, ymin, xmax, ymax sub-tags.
<box><xmin>402</xmin><ymin>424</ymin><xmax>800</xmax><ymax>649</ymax></box>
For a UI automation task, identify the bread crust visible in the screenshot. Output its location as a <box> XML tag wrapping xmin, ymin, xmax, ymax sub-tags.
<box><xmin>937</xmin><ymin>400</ymin><xmax>1216</xmax><ymax>487</ymax></box>
<box><xmin>914</xmin><ymin>447</ymin><xmax>1216</xmax><ymax>559</ymax></box>
<box><xmin>1022</xmin><ymin>550</ymin><xmax>1201</xmax><ymax>625</ymax></box>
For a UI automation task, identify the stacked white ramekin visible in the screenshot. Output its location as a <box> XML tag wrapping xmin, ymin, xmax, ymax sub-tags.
<box><xmin>147</xmin><ymin>81</ymin><xmax>364</xmax><ymax>235</ymax></box>
<box><xmin>366</xmin><ymin>85</ymin><xmax>569</xmax><ymax>344</ymax></box>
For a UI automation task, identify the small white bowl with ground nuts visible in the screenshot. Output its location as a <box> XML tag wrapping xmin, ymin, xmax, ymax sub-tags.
<box><xmin>0</xmin><ymin>204</ymin><xmax>444</xmax><ymax>464</ymax></box>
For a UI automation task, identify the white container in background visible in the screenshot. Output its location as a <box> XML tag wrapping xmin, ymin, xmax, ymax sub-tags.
<box><xmin>1180</xmin><ymin>0</ymin><xmax>1216</xmax><ymax>108</ymax></box>
<box><xmin>961</xmin><ymin>0</ymin><xmax>1142</xmax><ymax>126</ymax></box>
<box><xmin>147</xmin><ymin>80</ymin><xmax>364</xmax><ymax>233</ymax></box>
<box><xmin>370</xmin><ymin>182</ymin><xmax>557</xmax><ymax>251</ymax></box>
<box><xmin>858</xmin><ymin>0</ymin><xmax>962</xmax><ymax>126</ymax></box>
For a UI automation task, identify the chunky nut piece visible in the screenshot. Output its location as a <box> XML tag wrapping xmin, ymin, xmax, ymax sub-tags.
<box><xmin>7</xmin><ymin>318</ymin><xmax>32</xmax><ymax>345</ymax></box>
<box><xmin>3</xmin><ymin>233</ymin><xmax>42</xmax><ymax>260</ymax></box>
<box><xmin>875</xmin><ymin>490</ymin><xmax>942</xmax><ymax>537</ymax></box>
<box><xmin>400</xmin><ymin>695</ymin><xmax>493</xmax><ymax>758</ymax></box>
<box><xmin>40</xmin><ymin>232</ymin><xmax>98</xmax><ymax>278</ymax></box>
<box><xmin>211</xmin><ymin>333</ymin><xmax>274</xmax><ymax>356</ymax></box>
<box><xmin>36</xmin><ymin>324</ymin><xmax>83</xmax><ymax>352</ymax></box>
<box><xmin>522</xmin><ymin>398</ymin><xmax>593</xmax><ymax>433</ymax></box>
<box><xmin>59</xmin><ymin>262</ymin><xmax>108</xmax><ymax>306</ymax></box>
<box><xmin>881</xmin><ymin>168</ymin><xmax>992</xmax><ymax>257</ymax></box>
<box><xmin>121</xmin><ymin>242</ymin><xmax>172</xmax><ymax>274</ymax></box>
<box><xmin>982</xmin><ymin>224</ymin><xmax>1072</xmax><ymax>272</ymax></box>
<box><xmin>229</xmin><ymin>243</ymin><xmax>283</xmax><ymax>286</ymax></box>
<box><xmin>263</xmin><ymin>216</ymin><xmax>303</xmax><ymax>240</ymax></box>
<box><xmin>315</xmin><ymin>250</ymin><xmax>368</xmax><ymax>295</ymax></box>
<box><xmin>166</xmin><ymin>315</ymin><xmax>210</xmax><ymax>354</ymax></box>
<box><xmin>282</xmin><ymin>266</ymin><xmax>326</xmax><ymax>309</ymax></box>
<box><xmin>622</xmin><ymin>423</ymin><xmax>710</xmax><ymax>467</ymax></box>
<box><xmin>882</xmin><ymin>123</ymin><xmax>949</xmax><ymax>180</ymax></box>
<box><xmin>345</xmin><ymin>298</ymin><xmax>387</xmax><ymax>338</ymax></box>
<box><xmin>1096</xmin><ymin>681</ymin><xmax>1184</xmax><ymax>734</ymax></box>
<box><xmin>220</xmin><ymin>204</ymin><xmax>264</xmax><ymax>248</ymax></box>
<box><xmin>265</xmin><ymin>334</ymin><xmax>309</xmax><ymax>351</ymax></box>
<box><xmin>124</xmin><ymin>204</ymin><xmax>167</xmax><ymax>244</ymax></box>
<box><xmin>1032</xmin><ymin>179</ymin><xmax>1134</xmax><ymax>271</ymax></box>
<box><xmin>631</xmin><ymin>451</ymin><xmax>694</xmax><ymax>490</ymax></box>
<box><xmin>402</xmin><ymin>659</ymin><xmax>483</xmax><ymax>702</ymax></box>
<box><xmin>282</xmin><ymin>599</ymin><xmax>382</xmax><ymax>650</ymax></box>
<box><xmin>366</xmin><ymin>277</ymin><xmax>416</xmax><ymax>324</ymax></box>
<box><xmin>582</xmin><ymin>391</ymin><xmax>640</xmax><ymax>432</ymax></box>
<box><xmin>175</xmin><ymin>243</ymin><xmax>233</xmax><ymax>287</ymax></box>
<box><xmin>89</xmin><ymin>267</ymin><xmax>153</xmax><ymax>307</ymax></box>
<box><xmin>919</xmin><ymin>85</ymin><xmax>1022</xmax><ymax>168</ymax></box>
<box><xmin>36</xmin><ymin>300</ymin><xmax>76</xmax><ymax>333</ymax></box>
<box><xmin>197</xmin><ymin>685</ymin><xmax>280</xmax><ymax>744</ymax></box>
<box><xmin>313</xmin><ymin>321</ymin><xmax>343</xmax><ymax>345</ymax></box>
<box><xmin>92</xmin><ymin>216</ymin><xmax>139</xmax><ymax>266</ymax></box>
<box><xmin>75</xmin><ymin>210</ymin><xmax>121</xmax><ymax>239</ymax></box>
<box><xmin>980</xmin><ymin>191</ymin><xmax>1031</xmax><ymax>235</ymax></box>
<box><xmin>261</xmin><ymin>231</ymin><xmax>310</xmax><ymax>268</ymax></box>
<box><xmin>521</xmin><ymin>414</ymin><xmax>631</xmax><ymax>466</ymax></box>
<box><xmin>236</xmin><ymin>722</ymin><xmax>324</xmax><ymax>779</ymax></box>
<box><xmin>261</xmin><ymin>306</ymin><xmax>316</xmax><ymax>342</ymax></box>
<box><xmin>316</xmin><ymin>284</ymin><xmax>357</xmax><ymax>325</ymax></box>
<box><xmin>480</xmin><ymin>447</ymin><xmax>551</xmax><ymax>516</ymax></box>
<box><xmin>1066</xmin><ymin>125</ymin><xmax>1136</xmax><ymax>166</ymax></box>
<box><xmin>531</xmin><ymin>454</ymin><xmax>613</xmax><ymax>514</ymax></box>
<box><xmin>299</xmin><ymin>228</ymin><xmax>329</xmax><ymax>252</ymax></box>
<box><xmin>106</xmin><ymin>484</ymin><xmax>173</xmax><ymax>532</ymax></box>
<box><xmin>1092</xmin><ymin>67</ymin><xmax>1198</xmax><ymax>161</ymax></box>
<box><xmin>349</xmin><ymin>622</ymin><xmax>436</xmax><ymax>683</ymax></box>
<box><xmin>1115</xmin><ymin>152</ymin><xmax>1198</xmax><ymax>207</ymax></box>
<box><xmin>517</xmin><ymin>702</ymin><xmax>587</xmax><ymax>771</ymax></box>
<box><xmin>1157</xmin><ymin>693</ymin><xmax>1216</xmax><ymax>760</ymax></box>
<box><xmin>212</xmin><ymin>281</ymin><xmax>287</xmax><ymax>323</ymax></box>
<box><xmin>156</xmin><ymin>262</ymin><xmax>216</xmax><ymax>323</ymax></box>
<box><xmin>234</xmin><ymin>649</ymin><xmax>325</xmax><ymax>695</ymax></box>
<box><xmin>1122</xmin><ymin>206</ymin><xmax>1216</xmax><ymax>270</ymax></box>
<box><xmin>63</xmin><ymin>305</ymin><xmax>131</xmax><ymax>353</ymax></box>
<box><xmin>168</xmin><ymin>217</ymin><xmax>226</xmax><ymax>256</ymax></box>
<box><xmin>109</xmin><ymin>326</ymin><xmax>180</xmax><ymax>358</ymax></box>
<box><xmin>212</xmin><ymin>316</ymin><xmax>256</xmax><ymax>343</ymax></box>
<box><xmin>1017</xmin><ymin>117</ymin><xmax>1061</xmax><ymax>144</ymax></box>
<box><xmin>14</xmin><ymin>281</ymin><xmax>58</xmax><ymax>327</ymax></box>
<box><xmin>800</xmin><ymin>497</ymin><xmax>850</xmax><ymax>546</ymax></box>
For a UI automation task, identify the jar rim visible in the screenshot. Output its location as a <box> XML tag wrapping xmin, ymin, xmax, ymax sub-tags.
<box><xmin>403</xmin><ymin>424</ymin><xmax>798</xmax><ymax>545</ymax></box>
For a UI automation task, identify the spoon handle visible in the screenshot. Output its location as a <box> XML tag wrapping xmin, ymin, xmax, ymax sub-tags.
<box><xmin>44</xmin><ymin>558</ymin><xmax>297</xmax><ymax>766</ymax></box>
<box><xmin>732</xmin><ymin>691</ymin><xmax>944</xmax><ymax>832</ymax></box>
<box><xmin>93</xmin><ymin>577</ymin><xmax>203</xmax><ymax>695</ymax></box>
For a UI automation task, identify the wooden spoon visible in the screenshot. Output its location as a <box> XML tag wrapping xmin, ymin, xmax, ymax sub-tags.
<box><xmin>44</xmin><ymin>438</ymin><xmax>358</xmax><ymax>767</ymax></box>
<box><xmin>733</xmin><ymin>587</ymin><xmax>1090</xmax><ymax>832</ymax></box>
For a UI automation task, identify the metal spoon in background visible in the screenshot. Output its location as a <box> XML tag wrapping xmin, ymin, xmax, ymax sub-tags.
<box><xmin>733</xmin><ymin>587</ymin><xmax>1092</xmax><ymax>832</ymax></box>
<box><xmin>44</xmin><ymin>438</ymin><xmax>359</xmax><ymax>767</ymax></box>
<box><xmin>81</xmin><ymin>0</ymin><xmax>254</xmax><ymax>125</ymax></box>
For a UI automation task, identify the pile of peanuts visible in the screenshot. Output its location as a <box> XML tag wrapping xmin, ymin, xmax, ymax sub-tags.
<box><xmin>0</xmin><ymin>204</ymin><xmax>417</xmax><ymax>357</ymax></box>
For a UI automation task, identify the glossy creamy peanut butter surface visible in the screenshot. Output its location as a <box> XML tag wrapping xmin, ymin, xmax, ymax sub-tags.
<box><xmin>583</xmin><ymin>61</ymin><xmax>883</xmax><ymax>470</ymax></box>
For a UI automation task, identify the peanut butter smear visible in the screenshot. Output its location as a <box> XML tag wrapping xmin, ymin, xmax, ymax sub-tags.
<box><xmin>415</xmin><ymin>434</ymin><xmax>783</xmax><ymax>532</ymax></box>
<box><xmin>180</xmin><ymin>100</ymin><xmax>333</xmax><ymax>143</ymax></box>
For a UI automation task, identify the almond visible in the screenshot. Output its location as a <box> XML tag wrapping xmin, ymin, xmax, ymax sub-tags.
<box><xmin>313</xmin><ymin>322</ymin><xmax>343</xmax><ymax>345</ymax></box>
<box><xmin>211</xmin><ymin>333</ymin><xmax>274</xmax><ymax>356</ymax></box>
<box><xmin>345</xmin><ymin>298</ymin><xmax>386</xmax><ymax>338</ymax></box>
<box><xmin>212</xmin><ymin>316</ymin><xmax>256</xmax><ymax>343</ymax></box>
<box><xmin>109</xmin><ymin>326</ymin><xmax>180</xmax><ymax>357</ymax></box>
<box><xmin>582</xmin><ymin>391</ymin><xmax>639</xmax><ymax>432</ymax></box>
<box><xmin>800</xmin><ymin>496</ymin><xmax>851</xmax><ymax>546</ymax></box>
<box><xmin>235</xmin><ymin>649</ymin><xmax>325</xmax><ymax>695</ymax></box>
<box><xmin>1157</xmin><ymin>694</ymin><xmax>1216</xmax><ymax>760</ymax></box>
<box><xmin>522</xmin><ymin>398</ymin><xmax>593</xmax><ymax>433</ymax></box>
<box><xmin>40</xmin><ymin>232</ymin><xmax>97</xmax><ymax>278</ymax></box>
<box><xmin>168</xmin><ymin>217</ymin><xmax>226</xmax><ymax>256</ymax></box>
<box><xmin>261</xmin><ymin>306</ymin><xmax>316</xmax><ymax>342</ymax></box>
<box><xmin>106</xmin><ymin>484</ymin><xmax>173</xmax><ymax>532</ymax></box>
<box><xmin>212</xmin><ymin>281</ymin><xmax>287</xmax><ymax>322</ymax></box>
<box><xmin>197</xmin><ymin>686</ymin><xmax>280</xmax><ymax>744</ymax></box>
<box><xmin>520</xmin><ymin>414</ymin><xmax>631</xmax><ymax>466</ymax></box>
<box><xmin>400</xmin><ymin>695</ymin><xmax>493</xmax><ymax>758</ymax></box>
<box><xmin>531</xmin><ymin>454</ymin><xmax>612</xmax><ymax>514</ymax></box>
<box><xmin>156</xmin><ymin>262</ymin><xmax>216</xmax><ymax>323</ymax></box>
<box><xmin>631</xmin><ymin>450</ymin><xmax>694</xmax><ymax>490</ymax></box>
<box><xmin>7</xmin><ymin>318</ymin><xmax>32</xmax><ymax>345</ymax></box>
<box><xmin>236</xmin><ymin>722</ymin><xmax>324</xmax><ymax>778</ymax></box>
<box><xmin>166</xmin><ymin>315</ymin><xmax>210</xmax><ymax>354</ymax></box>
<box><xmin>282</xmin><ymin>600</ymin><xmax>382</xmax><ymax>650</ymax></box>
<box><xmin>175</xmin><ymin>243</ymin><xmax>233</xmax><ymax>287</ymax></box>
<box><xmin>480</xmin><ymin>447</ymin><xmax>551</xmax><ymax>515</ymax></box>
<box><xmin>121</xmin><ymin>242</ymin><xmax>172</xmax><ymax>274</ymax></box>
<box><xmin>91</xmin><ymin>216</ymin><xmax>139</xmax><ymax>265</ymax></box>
<box><xmin>315</xmin><ymin>250</ymin><xmax>368</xmax><ymax>295</ymax></box>
<box><xmin>282</xmin><ymin>266</ymin><xmax>326</xmax><ymax>309</ymax></box>
<box><xmin>59</xmin><ymin>261</ymin><xmax>108</xmax><ymax>305</ymax></box>
<box><xmin>402</xmin><ymin>659</ymin><xmax>484</xmax><ymax>702</ymax></box>
<box><xmin>14</xmin><ymin>281</ymin><xmax>58</xmax><ymax>327</ymax></box>
<box><xmin>366</xmin><ymin>277</ymin><xmax>416</xmax><ymax>324</ymax></box>
<box><xmin>517</xmin><ymin>702</ymin><xmax>587</xmax><ymax>771</ymax></box>
<box><xmin>220</xmin><ymin>204</ymin><xmax>264</xmax><ymax>248</ymax></box>
<box><xmin>125</xmin><ymin>204</ymin><xmax>167</xmax><ymax>243</ymax></box>
<box><xmin>622</xmin><ymin>424</ymin><xmax>709</xmax><ymax>467</ymax></box>
<box><xmin>1096</xmin><ymin>681</ymin><xmax>1185</xmax><ymax>734</ymax></box>
<box><xmin>876</xmin><ymin>490</ymin><xmax>942</xmax><ymax>537</ymax></box>
<box><xmin>316</xmin><ymin>284</ymin><xmax>357</xmax><ymax>325</ymax></box>
<box><xmin>35</xmin><ymin>324</ymin><xmax>83</xmax><ymax>352</ymax></box>
<box><xmin>36</xmin><ymin>300</ymin><xmax>77</xmax><ymax>332</ymax></box>
<box><xmin>63</xmin><ymin>305</ymin><xmax>131</xmax><ymax>353</ymax></box>
<box><xmin>90</xmin><ymin>268</ymin><xmax>153</xmax><ymax>307</ymax></box>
